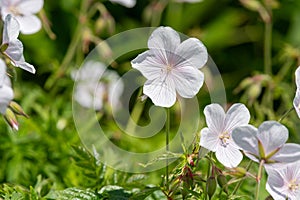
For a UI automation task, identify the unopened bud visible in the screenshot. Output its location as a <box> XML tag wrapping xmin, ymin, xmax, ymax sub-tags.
<box><xmin>217</xmin><ymin>174</ymin><xmax>228</xmax><ymax>194</ymax></box>
<box><xmin>229</xmin><ymin>167</ymin><xmax>247</xmax><ymax>178</ymax></box>
<box><xmin>206</xmin><ymin>176</ymin><xmax>217</xmax><ymax>199</ymax></box>
<box><xmin>248</xmin><ymin>84</ymin><xmax>261</xmax><ymax>104</ymax></box>
<box><xmin>4</xmin><ymin>108</ymin><xmax>19</xmax><ymax>131</ymax></box>
<box><xmin>9</xmin><ymin>101</ymin><xmax>29</xmax><ymax>118</ymax></box>
<box><xmin>240</xmin><ymin>0</ymin><xmax>262</xmax><ymax>11</ymax></box>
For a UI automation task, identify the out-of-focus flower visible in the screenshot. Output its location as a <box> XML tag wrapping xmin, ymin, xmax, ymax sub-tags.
<box><xmin>1</xmin><ymin>14</ymin><xmax>35</xmax><ymax>73</ymax></box>
<box><xmin>72</xmin><ymin>60</ymin><xmax>123</xmax><ymax>111</ymax></box>
<box><xmin>0</xmin><ymin>59</ymin><xmax>14</xmax><ymax>114</ymax></box>
<box><xmin>109</xmin><ymin>0</ymin><xmax>136</xmax><ymax>8</ymax></box>
<box><xmin>293</xmin><ymin>66</ymin><xmax>300</xmax><ymax>118</ymax></box>
<box><xmin>131</xmin><ymin>26</ymin><xmax>207</xmax><ymax>107</ymax></box>
<box><xmin>0</xmin><ymin>0</ymin><xmax>44</xmax><ymax>34</ymax></box>
<box><xmin>232</xmin><ymin>121</ymin><xmax>300</xmax><ymax>164</ymax></box>
<box><xmin>175</xmin><ymin>0</ymin><xmax>203</xmax><ymax>3</ymax></box>
<box><xmin>200</xmin><ymin>103</ymin><xmax>250</xmax><ymax>168</ymax></box>
<box><xmin>265</xmin><ymin>162</ymin><xmax>300</xmax><ymax>200</ymax></box>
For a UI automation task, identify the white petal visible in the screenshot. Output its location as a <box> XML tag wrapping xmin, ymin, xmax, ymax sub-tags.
<box><xmin>293</xmin><ymin>90</ymin><xmax>300</xmax><ymax>118</ymax></box>
<box><xmin>147</xmin><ymin>27</ymin><xmax>180</xmax><ymax>65</ymax></box>
<box><xmin>257</xmin><ymin>121</ymin><xmax>288</xmax><ymax>155</ymax></box>
<box><xmin>5</xmin><ymin>40</ymin><xmax>23</xmax><ymax>62</ymax></box>
<box><xmin>200</xmin><ymin>127</ymin><xmax>219</xmax><ymax>152</ymax></box>
<box><xmin>0</xmin><ymin>84</ymin><xmax>14</xmax><ymax>114</ymax></box>
<box><xmin>131</xmin><ymin>50</ymin><xmax>165</xmax><ymax>80</ymax></box>
<box><xmin>143</xmin><ymin>77</ymin><xmax>176</xmax><ymax>108</ymax></box>
<box><xmin>110</xmin><ymin>0</ymin><xmax>136</xmax><ymax>8</ymax></box>
<box><xmin>174</xmin><ymin>38</ymin><xmax>208</xmax><ymax>69</ymax></box>
<box><xmin>232</xmin><ymin>125</ymin><xmax>259</xmax><ymax>158</ymax></box>
<box><xmin>296</xmin><ymin>66</ymin><xmax>300</xmax><ymax>89</ymax></box>
<box><xmin>272</xmin><ymin>143</ymin><xmax>300</xmax><ymax>163</ymax></box>
<box><xmin>215</xmin><ymin>144</ymin><xmax>243</xmax><ymax>168</ymax></box>
<box><xmin>203</xmin><ymin>104</ymin><xmax>225</xmax><ymax>134</ymax></box>
<box><xmin>172</xmin><ymin>66</ymin><xmax>204</xmax><ymax>98</ymax></box>
<box><xmin>224</xmin><ymin>103</ymin><xmax>250</xmax><ymax>132</ymax></box>
<box><xmin>3</xmin><ymin>15</ymin><xmax>20</xmax><ymax>43</ymax></box>
<box><xmin>18</xmin><ymin>0</ymin><xmax>44</xmax><ymax>14</ymax></box>
<box><xmin>16</xmin><ymin>15</ymin><xmax>42</xmax><ymax>34</ymax></box>
<box><xmin>0</xmin><ymin>59</ymin><xmax>7</xmax><ymax>86</ymax></box>
<box><xmin>14</xmin><ymin>60</ymin><xmax>36</xmax><ymax>74</ymax></box>
<box><xmin>266</xmin><ymin>183</ymin><xmax>286</xmax><ymax>200</ymax></box>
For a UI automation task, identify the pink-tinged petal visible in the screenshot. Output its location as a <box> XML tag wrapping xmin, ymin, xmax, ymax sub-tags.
<box><xmin>271</xmin><ymin>143</ymin><xmax>300</xmax><ymax>163</ymax></box>
<box><xmin>200</xmin><ymin>127</ymin><xmax>219</xmax><ymax>152</ymax></box>
<box><xmin>14</xmin><ymin>60</ymin><xmax>36</xmax><ymax>74</ymax></box>
<box><xmin>131</xmin><ymin>51</ymin><xmax>165</xmax><ymax>81</ymax></box>
<box><xmin>5</xmin><ymin>40</ymin><xmax>23</xmax><ymax>61</ymax></box>
<box><xmin>3</xmin><ymin>15</ymin><xmax>20</xmax><ymax>43</ymax></box>
<box><xmin>224</xmin><ymin>103</ymin><xmax>250</xmax><ymax>132</ymax></box>
<box><xmin>257</xmin><ymin>121</ymin><xmax>288</xmax><ymax>155</ymax></box>
<box><xmin>203</xmin><ymin>104</ymin><xmax>225</xmax><ymax>134</ymax></box>
<box><xmin>0</xmin><ymin>84</ymin><xmax>14</xmax><ymax>114</ymax></box>
<box><xmin>232</xmin><ymin>125</ymin><xmax>259</xmax><ymax>157</ymax></box>
<box><xmin>0</xmin><ymin>60</ymin><xmax>6</xmax><ymax>86</ymax></box>
<box><xmin>147</xmin><ymin>27</ymin><xmax>180</xmax><ymax>65</ymax></box>
<box><xmin>18</xmin><ymin>0</ymin><xmax>44</xmax><ymax>14</ymax></box>
<box><xmin>174</xmin><ymin>38</ymin><xmax>208</xmax><ymax>69</ymax></box>
<box><xmin>172</xmin><ymin>66</ymin><xmax>204</xmax><ymax>98</ymax></box>
<box><xmin>143</xmin><ymin>77</ymin><xmax>176</xmax><ymax>108</ymax></box>
<box><xmin>16</xmin><ymin>15</ymin><xmax>41</xmax><ymax>34</ymax></box>
<box><xmin>293</xmin><ymin>90</ymin><xmax>300</xmax><ymax>118</ymax></box>
<box><xmin>295</xmin><ymin>66</ymin><xmax>300</xmax><ymax>89</ymax></box>
<box><xmin>110</xmin><ymin>0</ymin><xmax>136</xmax><ymax>8</ymax></box>
<box><xmin>215</xmin><ymin>144</ymin><xmax>243</xmax><ymax>168</ymax></box>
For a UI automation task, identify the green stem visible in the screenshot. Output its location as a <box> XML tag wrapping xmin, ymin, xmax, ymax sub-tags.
<box><xmin>278</xmin><ymin>107</ymin><xmax>295</xmax><ymax>123</ymax></box>
<box><xmin>231</xmin><ymin>160</ymin><xmax>253</xmax><ymax>196</ymax></box>
<box><xmin>255</xmin><ymin>160</ymin><xmax>265</xmax><ymax>200</ymax></box>
<box><xmin>264</xmin><ymin>18</ymin><xmax>272</xmax><ymax>75</ymax></box>
<box><xmin>165</xmin><ymin>108</ymin><xmax>170</xmax><ymax>190</ymax></box>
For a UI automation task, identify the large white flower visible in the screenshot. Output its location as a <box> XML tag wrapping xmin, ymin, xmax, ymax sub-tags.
<box><xmin>199</xmin><ymin>103</ymin><xmax>250</xmax><ymax>168</ymax></box>
<box><xmin>293</xmin><ymin>66</ymin><xmax>300</xmax><ymax>118</ymax></box>
<box><xmin>0</xmin><ymin>0</ymin><xmax>44</xmax><ymax>34</ymax></box>
<box><xmin>109</xmin><ymin>0</ymin><xmax>136</xmax><ymax>8</ymax></box>
<box><xmin>232</xmin><ymin>121</ymin><xmax>300</xmax><ymax>164</ymax></box>
<box><xmin>265</xmin><ymin>162</ymin><xmax>300</xmax><ymax>200</ymax></box>
<box><xmin>131</xmin><ymin>26</ymin><xmax>208</xmax><ymax>108</ymax></box>
<box><xmin>0</xmin><ymin>59</ymin><xmax>14</xmax><ymax>114</ymax></box>
<box><xmin>72</xmin><ymin>60</ymin><xmax>123</xmax><ymax>110</ymax></box>
<box><xmin>2</xmin><ymin>15</ymin><xmax>35</xmax><ymax>74</ymax></box>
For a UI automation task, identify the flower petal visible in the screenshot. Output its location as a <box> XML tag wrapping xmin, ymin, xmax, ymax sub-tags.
<box><xmin>131</xmin><ymin>50</ymin><xmax>165</xmax><ymax>81</ymax></box>
<box><xmin>5</xmin><ymin>40</ymin><xmax>23</xmax><ymax>62</ymax></box>
<box><xmin>14</xmin><ymin>60</ymin><xmax>36</xmax><ymax>74</ymax></box>
<box><xmin>174</xmin><ymin>38</ymin><xmax>208</xmax><ymax>69</ymax></box>
<box><xmin>16</xmin><ymin>15</ymin><xmax>42</xmax><ymax>34</ymax></box>
<box><xmin>295</xmin><ymin>66</ymin><xmax>300</xmax><ymax>89</ymax></box>
<box><xmin>272</xmin><ymin>143</ymin><xmax>300</xmax><ymax>163</ymax></box>
<box><xmin>0</xmin><ymin>59</ymin><xmax>6</xmax><ymax>86</ymax></box>
<box><xmin>203</xmin><ymin>104</ymin><xmax>225</xmax><ymax>134</ymax></box>
<box><xmin>172</xmin><ymin>66</ymin><xmax>204</xmax><ymax>98</ymax></box>
<box><xmin>200</xmin><ymin>127</ymin><xmax>219</xmax><ymax>152</ymax></box>
<box><xmin>215</xmin><ymin>144</ymin><xmax>243</xmax><ymax>168</ymax></box>
<box><xmin>18</xmin><ymin>0</ymin><xmax>44</xmax><ymax>14</ymax></box>
<box><xmin>0</xmin><ymin>84</ymin><xmax>14</xmax><ymax>114</ymax></box>
<box><xmin>257</xmin><ymin>121</ymin><xmax>288</xmax><ymax>155</ymax></box>
<box><xmin>293</xmin><ymin>90</ymin><xmax>300</xmax><ymax>118</ymax></box>
<box><xmin>147</xmin><ymin>27</ymin><xmax>180</xmax><ymax>65</ymax></box>
<box><xmin>224</xmin><ymin>103</ymin><xmax>250</xmax><ymax>132</ymax></box>
<box><xmin>232</xmin><ymin>125</ymin><xmax>259</xmax><ymax>158</ymax></box>
<box><xmin>265</xmin><ymin>167</ymin><xmax>286</xmax><ymax>200</ymax></box>
<box><xmin>110</xmin><ymin>0</ymin><xmax>136</xmax><ymax>8</ymax></box>
<box><xmin>143</xmin><ymin>77</ymin><xmax>176</xmax><ymax>107</ymax></box>
<box><xmin>3</xmin><ymin>15</ymin><xmax>20</xmax><ymax>43</ymax></box>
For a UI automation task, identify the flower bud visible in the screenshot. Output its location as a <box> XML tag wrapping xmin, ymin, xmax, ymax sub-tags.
<box><xmin>206</xmin><ymin>176</ymin><xmax>217</xmax><ymax>199</ymax></box>
<box><xmin>3</xmin><ymin>108</ymin><xmax>19</xmax><ymax>131</ymax></box>
<box><xmin>247</xmin><ymin>84</ymin><xmax>261</xmax><ymax>104</ymax></box>
<box><xmin>240</xmin><ymin>0</ymin><xmax>262</xmax><ymax>11</ymax></box>
<box><xmin>9</xmin><ymin>101</ymin><xmax>29</xmax><ymax>118</ymax></box>
<box><xmin>217</xmin><ymin>174</ymin><xmax>228</xmax><ymax>194</ymax></box>
<box><xmin>229</xmin><ymin>167</ymin><xmax>247</xmax><ymax>178</ymax></box>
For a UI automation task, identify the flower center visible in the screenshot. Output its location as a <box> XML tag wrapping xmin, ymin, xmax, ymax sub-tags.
<box><xmin>165</xmin><ymin>64</ymin><xmax>172</xmax><ymax>73</ymax></box>
<box><xmin>219</xmin><ymin>131</ymin><xmax>230</xmax><ymax>147</ymax></box>
<box><xmin>288</xmin><ymin>179</ymin><xmax>299</xmax><ymax>192</ymax></box>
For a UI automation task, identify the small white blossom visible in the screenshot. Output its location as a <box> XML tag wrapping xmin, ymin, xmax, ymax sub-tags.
<box><xmin>265</xmin><ymin>162</ymin><xmax>300</xmax><ymax>200</ymax></box>
<box><xmin>109</xmin><ymin>0</ymin><xmax>136</xmax><ymax>8</ymax></box>
<box><xmin>293</xmin><ymin>66</ymin><xmax>300</xmax><ymax>118</ymax></box>
<box><xmin>2</xmin><ymin>15</ymin><xmax>35</xmax><ymax>73</ymax></box>
<box><xmin>131</xmin><ymin>26</ymin><xmax>208</xmax><ymax>108</ymax></box>
<box><xmin>232</xmin><ymin>121</ymin><xmax>300</xmax><ymax>164</ymax></box>
<box><xmin>0</xmin><ymin>0</ymin><xmax>44</xmax><ymax>34</ymax></box>
<box><xmin>72</xmin><ymin>60</ymin><xmax>123</xmax><ymax>110</ymax></box>
<box><xmin>200</xmin><ymin>103</ymin><xmax>250</xmax><ymax>168</ymax></box>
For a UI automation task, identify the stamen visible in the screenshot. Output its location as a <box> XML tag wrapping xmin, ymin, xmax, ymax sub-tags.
<box><xmin>219</xmin><ymin>132</ymin><xmax>230</xmax><ymax>147</ymax></box>
<box><xmin>288</xmin><ymin>179</ymin><xmax>299</xmax><ymax>192</ymax></box>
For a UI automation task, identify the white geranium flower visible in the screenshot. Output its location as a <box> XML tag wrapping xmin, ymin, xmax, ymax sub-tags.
<box><xmin>131</xmin><ymin>26</ymin><xmax>208</xmax><ymax>108</ymax></box>
<box><xmin>109</xmin><ymin>0</ymin><xmax>136</xmax><ymax>8</ymax></box>
<box><xmin>72</xmin><ymin>60</ymin><xmax>123</xmax><ymax>110</ymax></box>
<box><xmin>0</xmin><ymin>60</ymin><xmax>14</xmax><ymax>114</ymax></box>
<box><xmin>2</xmin><ymin>15</ymin><xmax>35</xmax><ymax>73</ymax></box>
<box><xmin>199</xmin><ymin>103</ymin><xmax>250</xmax><ymax>168</ymax></box>
<box><xmin>0</xmin><ymin>0</ymin><xmax>44</xmax><ymax>34</ymax></box>
<box><xmin>265</xmin><ymin>162</ymin><xmax>300</xmax><ymax>200</ymax></box>
<box><xmin>232</xmin><ymin>121</ymin><xmax>300</xmax><ymax>164</ymax></box>
<box><xmin>293</xmin><ymin>66</ymin><xmax>300</xmax><ymax>118</ymax></box>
